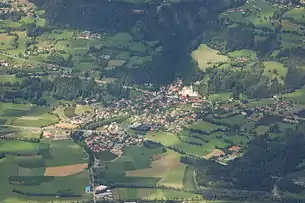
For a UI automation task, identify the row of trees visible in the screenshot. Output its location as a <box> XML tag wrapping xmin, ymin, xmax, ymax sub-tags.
<box><xmin>1</xmin><ymin>76</ymin><xmax>110</xmax><ymax>104</ymax></box>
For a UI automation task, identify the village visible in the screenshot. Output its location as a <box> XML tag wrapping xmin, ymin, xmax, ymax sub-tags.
<box><xmin>35</xmin><ymin>77</ymin><xmax>303</xmax><ymax>160</ymax></box>
<box><xmin>0</xmin><ymin>0</ymin><xmax>35</xmax><ymax>16</ymax></box>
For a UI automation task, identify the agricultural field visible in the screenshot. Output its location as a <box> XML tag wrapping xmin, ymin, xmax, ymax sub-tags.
<box><xmin>0</xmin><ymin>138</ymin><xmax>90</xmax><ymax>202</ymax></box>
<box><xmin>191</xmin><ymin>44</ymin><xmax>229</xmax><ymax>71</ymax></box>
<box><xmin>0</xmin><ymin>103</ymin><xmax>58</xmax><ymax>128</ymax></box>
<box><xmin>44</xmin><ymin>139</ymin><xmax>88</xmax><ymax>166</ymax></box>
<box><xmin>282</xmin><ymin>87</ymin><xmax>305</xmax><ymax>104</ymax></box>
<box><xmin>283</xmin><ymin>8</ymin><xmax>305</xmax><ymax>25</ymax></box>
<box><xmin>101</xmin><ymin>145</ymin><xmax>197</xmax><ymax>191</ymax></box>
<box><xmin>280</xmin><ymin>33</ymin><xmax>305</xmax><ymax>49</ymax></box>
<box><xmin>54</xmin><ymin>105</ymin><xmax>93</xmax><ymax>121</ymax></box>
<box><xmin>0</xmin><ymin>140</ymin><xmax>39</xmax><ymax>154</ymax></box>
<box><xmin>54</xmin><ymin>107</ymin><xmax>69</xmax><ymax>121</ymax></box>
<box><xmin>0</xmin><ymin>33</ymin><xmax>15</xmax><ymax>50</ymax></box>
<box><xmin>146</xmin><ymin>131</ymin><xmax>180</xmax><ymax>146</ymax></box>
<box><xmin>208</xmin><ymin>92</ymin><xmax>232</xmax><ymax>101</ymax></box>
<box><xmin>13</xmin><ymin>131</ymin><xmax>42</xmax><ymax>139</ymax></box>
<box><xmin>112</xmin><ymin>188</ymin><xmax>203</xmax><ymax>200</ymax></box>
<box><xmin>9</xmin><ymin>113</ymin><xmax>58</xmax><ymax>127</ymax></box>
<box><xmin>191</xmin><ymin>120</ymin><xmax>226</xmax><ymax>133</ymax></box>
<box><xmin>262</xmin><ymin>61</ymin><xmax>288</xmax><ymax>84</ymax></box>
<box><xmin>0</xmin><ymin>75</ymin><xmax>24</xmax><ymax>83</ymax></box>
<box><xmin>126</xmin><ymin>151</ymin><xmax>184</xmax><ymax>188</ymax></box>
<box><xmin>211</xmin><ymin>114</ymin><xmax>246</xmax><ymax>126</ymax></box>
<box><xmin>75</xmin><ymin>105</ymin><xmax>93</xmax><ymax>115</ymax></box>
<box><xmin>227</xmin><ymin>49</ymin><xmax>259</xmax><ymax>70</ymax></box>
<box><xmin>224</xmin><ymin>0</ymin><xmax>277</xmax><ymax>29</ymax></box>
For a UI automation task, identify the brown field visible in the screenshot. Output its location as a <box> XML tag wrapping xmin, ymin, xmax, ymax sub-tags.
<box><xmin>203</xmin><ymin>149</ymin><xmax>225</xmax><ymax>159</ymax></box>
<box><xmin>55</xmin><ymin>122</ymin><xmax>77</xmax><ymax>129</ymax></box>
<box><xmin>0</xmin><ymin>33</ymin><xmax>11</xmax><ymax>41</ymax></box>
<box><xmin>44</xmin><ymin>163</ymin><xmax>87</xmax><ymax>176</ymax></box>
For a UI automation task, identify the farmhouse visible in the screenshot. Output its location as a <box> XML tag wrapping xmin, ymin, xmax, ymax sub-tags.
<box><xmin>228</xmin><ymin>145</ymin><xmax>241</xmax><ymax>152</ymax></box>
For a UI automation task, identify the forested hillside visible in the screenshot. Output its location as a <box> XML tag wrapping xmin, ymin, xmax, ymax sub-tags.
<box><xmin>30</xmin><ymin>0</ymin><xmax>245</xmax><ymax>85</ymax></box>
<box><xmin>28</xmin><ymin>0</ymin><xmax>305</xmax><ymax>101</ymax></box>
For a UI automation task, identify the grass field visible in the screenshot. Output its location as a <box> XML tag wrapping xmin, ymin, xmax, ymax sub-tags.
<box><xmin>10</xmin><ymin>113</ymin><xmax>58</xmax><ymax>127</ymax></box>
<box><xmin>212</xmin><ymin>115</ymin><xmax>246</xmax><ymax>126</ymax></box>
<box><xmin>225</xmin><ymin>0</ymin><xmax>276</xmax><ymax>29</ymax></box>
<box><xmin>44</xmin><ymin>139</ymin><xmax>88</xmax><ymax>167</ymax></box>
<box><xmin>282</xmin><ymin>88</ymin><xmax>305</xmax><ymax>104</ymax></box>
<box><xmin>183</xmin><ymin>166</ymin><xmax>198</xmax><ymax>190</ymax></box>
<box><xmin>64</xmin><ymin>107</ymin><xmax>76</xmax><ymax>118</ymax></box>
<box><xmin>0</xmin><ymin>33</ymin><xmax>15</xmax><ymax>50</ymax></box>
<box><xmin>75</xmin><ymin>105</ymin><xmax>93</xmax><ymax>115</ymax></box>
<box><xmin>0</xmin><ymin>103</ymin><xmax>57</xmax><ymax>127</ymax></box>
<box><xmin>191</xmin><ymin>120</ymin><xmax>226</xmax><ymax>133</ymax></box>
<box><xmin>246</xmin><ymin>98</ymin><xmax>275</xmax><ymax>107</ymax></box>
<box><xmin>14</xmin><ymin>131</ymin><xmax>42</xmax><ymax>139</ymax></box>
<box><xmin>125</xmin><ymin>150</ymin><xmax>185</xmax><ymax>188</ymax></box>
<box><xmin>0</xmin><ymin>140</ymin><xmax>90</xmax><ymax>202</ymax></box>
<box><xmin>54</xmin><ymin>107</ymin><xmax>69</xmax><ymax>121</ymax></box>
<box><xmin>146</xmin><ymin>131</ymin><xmax>180</xmax><ymax>146</ymax></box>
<box><xmin>113</xmin><ymin>188</ymin><xmax>202</xmax><ymax>200</ymax></box>
<box><xmin>158</xmin><ymin>165</ymin><xmax>186</xmax><ymax>188</ymax></box>
<box><xmin>0</xmin><ymin>75</ymin><xmax>24</xmax><ymax>83</ymax></box>
<box><xmin>280</xmin><ymin>32</ymin><xmax>304</xmax><ymax>49</ymax></box>
<box><xmin>227</xmin><ymin>49</ymin><xmax>257</xmax><ymax>58</ymax></box>
<box><xmin>102</xmin><ymin>146</ymin><xmax>169</xmax><ymax>186</ymax></box>
<box><xmin>7</xmin><ymin>32</ymin><xmax>27</xmax><ymax>55</ymax></box>
<box><xmin>0</xmin><ymin>140</ymin><xmax>38</xmax><ymax>154</ymax></box>
<box><xmin>208</xmin><ymin>92</ymin><xmax>232</xmax><ymax>101</ymax></box>
<box><xmin>262</xmin><ymin>61</ymin><xmax>288</xmax><ymax>84</ymax></box>
<box><xmin>13</xmin><ymin>171</ymin><xmax>90</xmax><ymax>197</ymax></box>
<box><xmin>191</xmin><ymin>44</ymin><xmax>229</xmax><ymax>71</ymax></box>
<box><xmin>283</xmin><ymin>8</ymin><xmax>305</xmax><ymax>25</ymax></box>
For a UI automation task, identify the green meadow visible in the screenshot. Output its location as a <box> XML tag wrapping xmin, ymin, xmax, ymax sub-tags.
<box><xmin>191</xmin><ymin>44</ymin><xmax>229</xmax><ymax>71</ymax></box>
<box><xmin>0</xmin><ymin>139</ymin><xmax>90</xmax><ymax>202</ymax></box>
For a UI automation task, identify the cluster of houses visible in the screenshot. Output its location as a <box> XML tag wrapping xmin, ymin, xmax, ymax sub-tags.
<box><xmin>245</xmin><ymin>100</ymin><xmax>301</xmax><ymax>124</ymax></box>
<box><xmin>0</xmin><ymin>59</ymin><xmax>36</xmax><ymax>69</ymax></box>
<box><xmin>85</xmin><ymin>185</ymin><xmax>113</xmax><ymax>200</ymax></box>
<box><xmin>84</xmin><ymin>125</ymin><xmax>143</xmax><ymax>156</ymax></box>
<box><xmin>79</xmin><ymin>31</ymin><xmax>102</xmax><ymax>39</ymax></box>
<box><xmin>0</xmin><ymin>0</ymin><xmax>35</xmax><ymax>16</ymax></box>
<box><xmin>204</xmin><ymin>145</ymin><xmax>242</xmax><ymax>165</ymax></box>
<box><xmin>103</xmin><ymin>79</ymin><xmax>207</xmax><ymax>133</ymax></box>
